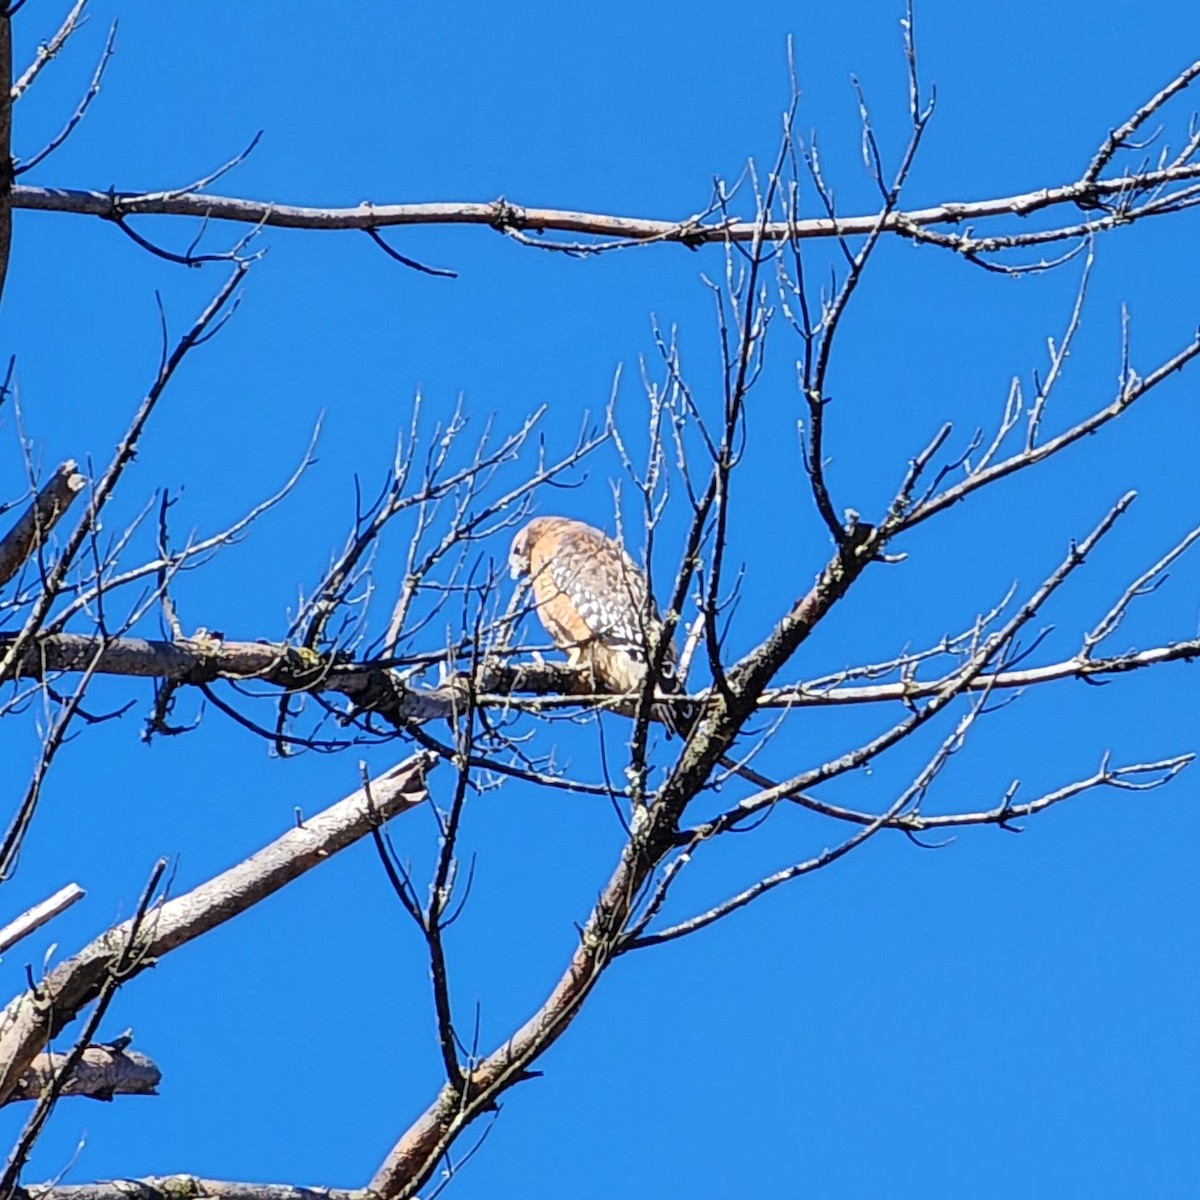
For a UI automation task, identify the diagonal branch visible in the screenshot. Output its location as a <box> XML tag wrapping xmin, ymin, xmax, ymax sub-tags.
<box><xmin>13</xmin><ymin>19</ymin><xmax>116</xmax><ymax>176</ymax></box>
<box><xmin>1083</xmin><ymin>58</ymin><xmax>1200</xmax><ymax>184</ymax></box>
<box><xmin>0</xmin><ymin>753</ymin><xmax>434</xmax><ymax>1103</ymax></box>
<box><xmin>368</xmin><ymin>525</ymin><xmax>882</xmax><ymax>1200</ymax></box>
<box><xmin>10</xmin><ymin>0</ymin><xmax>87</xmax><ymax>100</ymax></box>
<box><xmin>0</xmin><ymin>461</ymin><xmax>87</xmax><ymax>588</ymax></box>
<box><xmin>0</xmin><ymin>884</ymin><xmax>83</xmax><ymax>955</ymax></box>
<box><xmin>906</xmin><ymin>328</ymin><xmax>1200</xmax><ymax>529</ymax></box>
<box><xmin>0</xmin><ymin>267</ymin><xmax>248</xmax><ymax>690</ymax></box>
<box><xmin>701</xmin><ymin>492</ymin><xmax>1137</xmax><ymax>830</ymax></box>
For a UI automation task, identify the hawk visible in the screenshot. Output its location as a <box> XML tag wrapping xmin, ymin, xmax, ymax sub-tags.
<box><xmin>508</xmin><ymin>516</ymin><xmax>685</xmax><ymax>733</ymax></box>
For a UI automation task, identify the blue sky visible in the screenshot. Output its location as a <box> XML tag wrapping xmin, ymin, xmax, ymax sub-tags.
<box><xmin>3</xmin><ymin>2</ymin><xmax>1200</xmax><ymax>1197</ymax></box>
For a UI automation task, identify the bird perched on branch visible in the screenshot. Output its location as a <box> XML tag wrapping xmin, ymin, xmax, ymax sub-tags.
<box><xmin>508</xmin><ymin>516</ymin><xmax>688</xmax><ymax>734</ymax></box>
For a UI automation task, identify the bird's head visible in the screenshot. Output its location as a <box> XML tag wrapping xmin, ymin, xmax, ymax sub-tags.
<box><xmin>509</xmin><ymin>516</ymin><xmax>568</xmax><ymax>580</ymax></box>
<box><xmin>508</xmin><ymin>522</ymin><xmax>536</xmax><ymax>580</ymax></box>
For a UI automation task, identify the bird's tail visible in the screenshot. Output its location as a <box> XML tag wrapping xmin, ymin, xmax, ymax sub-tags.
<box><xmin>651</xmin><ymin>657</ymin><xmax>697</xmax><ymax>739</ymax></box>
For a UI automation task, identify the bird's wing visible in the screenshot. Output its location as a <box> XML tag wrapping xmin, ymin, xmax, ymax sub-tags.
<box><xmin>545</xmin><ymin>531</ymin><xmax>655</xmax><ymax>653</ymax></box>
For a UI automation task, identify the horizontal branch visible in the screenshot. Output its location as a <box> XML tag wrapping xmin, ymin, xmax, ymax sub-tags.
<box><xmin>5</xmin><ymin>1040</ymin><xmax>160</xmax><ymax>1104</ymax></box>
<box><xmin>0</xmin><ymin>630</ymin><xmax>591</xmax><ymax>727</ymax></box>
<box><xmin>7</xmin><ymin>628</ymin><xmax>1197</xmax><ymax>732</ymax></box>
<box><xmin>18</xmin><ymin>1181</ymin><xmax>363</xmax><ymax>1200</ymax></box>
<box><xmin>14</xmin><ymin>161</ymin><xmax>1200</xmax><ymax>250</ymax></box>
<box><xmin>691</xmin><ymin>752</ymin><xmax>1191</xmax><ymax>840</ymax></box>
<box><xmin>0</xmin><ymin>752</ymin><xmax>434</xmax><ymax>1103</ymax></box>
<box><xmin>763</xmin><ymin>638</ymin><xmax>1200</xmax><ymax>707</ymax></box>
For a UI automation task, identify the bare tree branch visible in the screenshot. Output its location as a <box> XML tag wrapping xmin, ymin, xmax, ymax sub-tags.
<box><xmin>0</xmin><ymin>11</ymin><xmax>13</xmax><ymax>301</ymax></box>
<box><xmin>0</xmin><ymin>860</ymin><xmax>167</xmax><ymax>1193</ymax></box>
<box><xmin>5</xmin><ymin>1039</ymin><xmax>160</xmax><ymax>1105</ymax></box>
<box><xmin>698</xmin><ymin>753</ymin><xmax>1191</xmax><ymax>837</ymax></box>
<box><xmin>10</xmin><ymin>0</ymin><xmax>88</xmax><ymax>100</ymax></box>
<box><xmin>0</xmin><ymin>753</ymin><xmax>434</xmax><ymax>1104</ymax></box>
<box><xmin>0</xmin><ymin>461</ymin><xmax>87</xmax><ymax>588</ymax></box>
<box><xmin>13</xmin><ymin>19</ymin><xmax>115</xmax><ymax>176</ymax></box>
<box><xmin>0</xmin><ymin>268</ymin><xmax>249</xmax><ymax>694</ymax></box>
<box><xmin>3</xmin><ymin>19</ymin><xmax>1199</xmax><ymax>1199</ymax></box>
<box><xmin>907</xmin><ymin>328</ymin><xmax>1200</xmax><ymax>529</ymax></box>
<box><xmin>700</xmin><ymin>493</ymin><xmax>1138</xmax><ymax>832</ymax></box>
<box><xmin>0</xmin><ymin>884</ymin><xmax>84</xmax><ymax>955</ymax></box>
<box><xmin>14</xmin><ymin>162</ymin><xmax>1200</xmax><ymax>255</ymax></box>
<box><xmin>756</xmin><ymin>638</ymin><xmax>1200</xmax><ymax>707</ymax></box>
<box><xmin>1083</xmin><ymin>58</ymin><xmax>1200</xmax><ymax>184</ymax></box>
<box><xmin>5</xmin><ymin>619</ymin><xmax>1200</xmax><ymax>731</ymax></box>
<box><xmin>18</xmin><ymin>1180</ymin><xmax>363</xmax><ymax>1200</ymax></box>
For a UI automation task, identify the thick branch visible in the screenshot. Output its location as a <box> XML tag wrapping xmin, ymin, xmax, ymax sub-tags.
<box><xmin>370</xmin><ymin>533</ymin><xmax>879</xmax><ymax>1199</ymax></box>
<box><xmin>0</xmin><ymin>753</ymin><xmax>434</xmax><ymax>1103</ymax></box>
<box><xmin>6</xmin><ymin>1042</ymin><xmax>161</xmax><ymax>1104</ymax></box>
<box><xmin>0</xmin><ymin>630</ymin><xmax>593</xmax><ymax>726</ymax></box>
<box><xmin>18</xmin><ymin>1182</ymin><xmax>363</xmax><ymax>1200</ymax></box>
<box><xmin>0</xmin><ymin>462</ymin><xmax>87</xmax><ymax>588</ymax></box>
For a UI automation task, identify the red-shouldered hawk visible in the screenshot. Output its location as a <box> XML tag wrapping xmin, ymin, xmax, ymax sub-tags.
<box><xmin>508</xmin><ymin>516</ymin><xmax>684</xmax><ymax>733</ymax></box>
